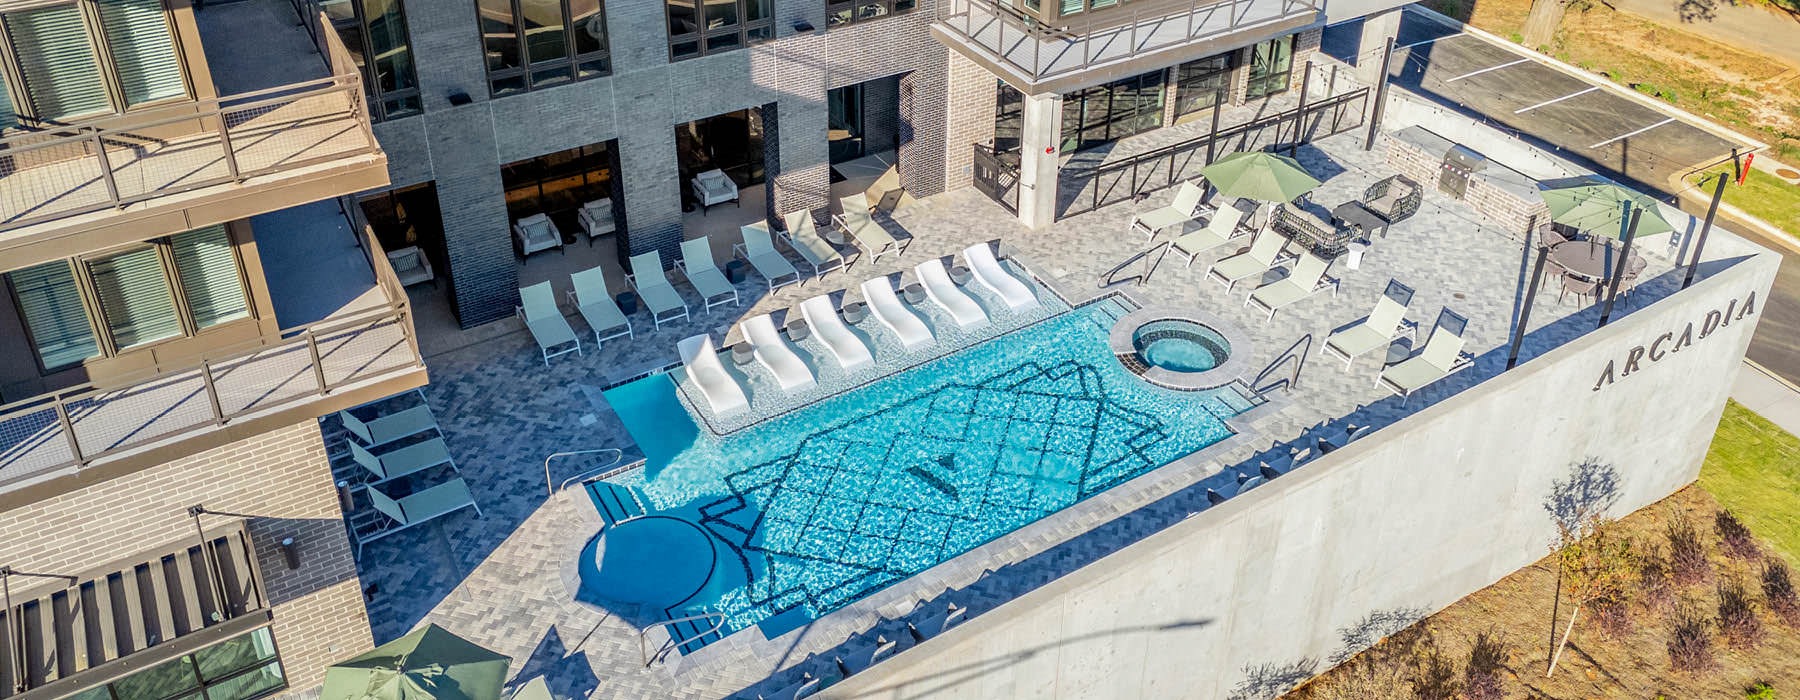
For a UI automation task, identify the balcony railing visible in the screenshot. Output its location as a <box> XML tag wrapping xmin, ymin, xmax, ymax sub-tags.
<box><xmin>935</xmin><ymin>0</ymin><xmax>1318</xmax><ymax>87</ymax></box>
<box><xmin>0</xmin><ymin>222</ymin><xmax>424</xmax><ymax>494</ymax></box>
<box><xmin>0</xmin><ymin>12</ymin><xmax>379</xmax><ymax>233</ymax></box>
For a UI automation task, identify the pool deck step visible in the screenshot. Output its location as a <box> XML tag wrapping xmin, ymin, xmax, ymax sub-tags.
<box><xmin>589</xmin><ymin>482</ymin><xmax>648</xmax><ymax>526</ymax></box>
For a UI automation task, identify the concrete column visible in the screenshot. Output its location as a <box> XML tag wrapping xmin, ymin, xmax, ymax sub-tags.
<box><xmin>1017</xmin><ymin>91</ymin><xmax>1062</xmax><ymax>229</ymax></box>
<box><xmin>1357</xmin><ymin>9</ymin><xmax>1402</xmax><ymax>86</ymax></box>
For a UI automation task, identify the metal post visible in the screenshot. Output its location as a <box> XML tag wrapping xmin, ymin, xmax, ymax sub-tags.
<box><xmin>187</xmin><ymin>507</ymin><xmax>229</xmax><ymax>623</ymax></box>
<box><xmin>307</xmin><ymin>331</ymin><xmax>329</xmax><ymax>394</ymax></box>
<box><xmin>1508</xmin><ymin>245</ymin><xmax>1550</xmax><ymax>369</ymax></box>
<box><xmin>52</xmin><ymin>399</ymin><xmax>84</xmax><ymax>465</ymax></box>
<box><xmin>1206</xmin><ymin>87</ymin><xmax>1224</xmax><ymax>165</ymax></box>
<box><xmin>1682</xmin><ymin>173</ymin><xmax>1726</xmax><ymax>289</ymax></box>
<box><xmin>216</xmin><ymin>116</ymin><xmax>244</xmax><ymax>182</ymax></box>
<box><xmin>1598</xmin><ymin>207</ymin><xmax>1642</xmax><ymax>327</ymax></box>
<box><xmin>199</xmin><ymin>360</ymin><xmax>226</xmax><ymax>424</ymax></box>
<box><xmin>1363</xmin><ymin>36</ymin><xmax>1395</xmax><ymax>151</ymax></box>
<box><xmin>1290</xmin><ymin>61</ymin><xmax>1312</xmax><ymax>158</ymax></box>
<box><xmin>91</xmin><ymin>133</ymin><xmax>123</xmax><ymax>207</ymax></box>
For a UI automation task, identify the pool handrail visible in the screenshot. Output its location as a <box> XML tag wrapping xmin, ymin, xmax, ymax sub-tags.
<box><xmin>641</xmin><ymin>609</ymin><xmax>727</xmax><ymax>667</ymax></box>
<box><xmin>544</xmin><ymin>448</ymin><xmax>627</xmax><ymax>496</ymax></box>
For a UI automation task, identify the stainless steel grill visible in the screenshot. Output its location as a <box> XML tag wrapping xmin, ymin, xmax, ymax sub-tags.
<box><xmin>1438</xmin><ymin>145</ymin><xmax>1487</xmax><ymax>200</ymax></box>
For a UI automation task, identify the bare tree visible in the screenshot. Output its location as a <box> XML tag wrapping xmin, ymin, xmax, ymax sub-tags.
<box><xmin>1546</xmin><ymin>513</ymin><xmax>1637</xmax><ymax>677</ymax></box>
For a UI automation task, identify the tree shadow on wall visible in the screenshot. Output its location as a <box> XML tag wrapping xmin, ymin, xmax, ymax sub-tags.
<box><xmin>1542</xmin><ymin>459</ymin><xmax>1623</xmax><ymax>533</ymax></box>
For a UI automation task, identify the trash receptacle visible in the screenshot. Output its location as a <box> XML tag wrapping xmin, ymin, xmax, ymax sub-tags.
<box><xmin>616</xmin><ymin>291</ymin><xmax>639</xmax><ymax>315</ymax></box>
<box><xmin>725</xmin><ymin>259</ymin><xmax>748</xmax><ymax>284</ymax></box>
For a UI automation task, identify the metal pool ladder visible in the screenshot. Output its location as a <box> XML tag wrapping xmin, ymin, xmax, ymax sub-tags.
<box><xmin>544</xmin><ymin>448</ymin><xmax>626</xmax><ymax>496</ymax></box>
<box><xmin>1098</xmin><ymin>241</ymin><xmax>1171</xmax><ymax>288</ymax></box>
<box><xmin>641</xmin><ymin>609</ymin><xmax>727</xmax><ymax>667</ymax></box>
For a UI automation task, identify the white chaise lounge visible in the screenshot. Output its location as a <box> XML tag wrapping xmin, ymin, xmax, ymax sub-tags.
<box><xmin>1246</xmin><ymin>250</ymin><xmax>1339</xmax><ymax>321</ymax></box>
<box><xmin>962</xmin><ymin>242</ymin><xmax>1037</xmax><ymax>311</ymax></box>
<box><xmin>1321</xmin><ymin>280</ymin><xmax>1417</xmax><ymax>369</ymax></box>
<box><xmin>1129</xmin><ymin>180</ymin><xmax>1211</xmax><ymax>240</ymax></box>
<box><xmin>860</xmin><ymin>276</ymin><xmax>933</xmax><ymax>351</ymax></box>
<box><xmin>741</xmin><ymin>314</ymin><xmax>816</xmax><ymax>392</ymax></box>
<box><xmin>800</xmin><ymin>295</ymin><xmax>873</xmax><ymax>371</ymax></box>
<box><xmin>678</xmin><ymin>334</ymin><xmax>749</xmax><ymax>414</ymax></box>
<box><xmin>915</xmin><ymin>259</ymin><xmax>988</xmax><ymax>329</ymax></box>
<box><xmin>1379</xmin><ymin>309</ymin><xmax>1474</xmax><ymax>406</ymax></box>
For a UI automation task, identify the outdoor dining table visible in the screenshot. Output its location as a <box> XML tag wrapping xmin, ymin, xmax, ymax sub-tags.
<box><xmin>1547</xmin><ymin>240</ymin><xmax>1641</xmax><ymax>283</ymax></box>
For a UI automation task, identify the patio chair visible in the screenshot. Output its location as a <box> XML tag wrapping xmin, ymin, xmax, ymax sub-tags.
<box><xmin>678</xmin><ymin>237</ymin><xmax>741</xmax><ymax>313</ymax></box>
<box><xmin>1246</xmin><ymin>251</ymin><xmax>1339</xmax><ymax>321</ymax></box>
<box><xmin>628</xmin><ymin>251</ymin><xmax>692</xmax><ymax>328</ymax></box>
<box><xmin>861</xmin><ymin>275</ymin><xmax>933</xmax><ymax>351</ymax></box>
<box><xmin>735</xmin><ymin>222</ymin><xmax>801</xmax><ymax>291</ymax></box>
<box><xmin>1617</xmin><ymin>255</ymin><xmax>1649</xmax><ymax>302</ymax></box>
<box><xmin>1315</xmin><ymin>423</ymin><xmax>1372</xmax><ymax>453</ymax></box>
<box><xmin>1206</xmin><ymin>228</ymin><xmax>1293</xmax><ymax>293</ymax></box>
<box><xmin>512</xmin><ymin>214</ymin><xmax>564</xmax><ymax>258</ymax></box>
<box><xmin>359</xmin><ymin>477</ymin><xmax>481</xmax><ymax>556</ymax></box>
<box><xmin>1321</xmin><ymin>280</ymin><xmax>1418</xmax><ymax>369</ymax></box>
<box><xmin>1379</xmin><ymin>309</ymin><xmax>1475</xmax><ymax>407</ymax></box>
<box><xmin>801</xmin><ymin>294</ymin><xmax>874</xmax><ymax>371</ymax></box>
<box><xmin>517</xmin><ymin>281</ymin><xmax>582</xmax><ymax>366</ymax></box>
<box><xmin>1169</xmin><ymin>207</ymin><xmax>1245</xmax><ymax>268</ymax></box>
<box><xmin>339</xmin><ymin>401</ymin><xmax>439</xmax><ymax>448</ymax></box>
<box><xmin>757</xmin><ymin>674</ymin><xmax>819</xmax><ymax>700</ymax></box>
<box><xmin>835</xmin><ymin>193</ymin><xmax>906</xmax><ymax>262</ymax></box>
<box><xmin>915</xmin><ymin>259</ymin><xmax>988</xmax><ymax>330</ymax></box>
<box><xmin>1558</xmin><ymin>271</ymin><xmax>1599</xmax><ymax>305</ymax></box>
<box><xmin>740</xmin><ymin>313</ymin><xmax>816</xmax><ymax>392</ymax></box>
<box><xmin>386</xmin><ymin>246</ymin><xmax>435</xmax><ymax>287</ymax></box>
<box><xmin>781</xmin><ymin>210</ymin><xmax>846</xmax><ymax>276</ymax></box>
<box><xmin>578</xmin><ymin>198</ymin><xmax>617</xmax><ymax>244</ymax></box>
<box><xmin>1129</xmin><ymin>180</ymin><xmax>1211</xmax><ymax>240</ymax></box>
<box><xmin>349</xmin><ymin>437</ymin><xmax>455</xmax><ymax>486</ymax></box>
<box><xmin>567</xmin><ymin>267</ymin><xmax>633</xmax><ymax>347</ymax></box>
<box><xmin>906</xmin><ymin>601</ymin><xmax>967</xmax><ymax>643</ymax></box>
<box><xmin>691</xmin><ymin>169</ymin><xmax>739</xmax><ymax>213</ymax></box>
<box><xmin>1259</xmin><ymin>445</ymin><xmax>1315</xmax><ymax>478</ymax></box>
<box><xmin>677</xmin><ymin>334</ymin><xmax>749</xmax><ymax>414</ymax></box>
<box><xmin>835</xmin><ymin>636</ymin><xmax>899</xmax><ymax>677</ymax></box>
<box><xmin>962</xmin><ymin>242</ymin><xmax>1038</xmax><ymax>311</ymax></box>
<box><xmin>1536</xmin><ymin>222</ymin><xmax>1574</xmax><ymax>250</ymax></box>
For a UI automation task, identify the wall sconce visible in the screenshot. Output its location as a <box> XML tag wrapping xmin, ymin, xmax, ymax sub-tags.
<box><xmin>792</xmin><ymin>20</ymin><xmax>815</xmax><ymax>33</ymax></box>
<box><xmin>278</xmin><ymin>538</ymin><xmax>302</xmax><ymax>570</ymax></box>
<box><xmin>447</xmin><ymin>91</ymin><xmax>473</xmax><ymax>106</ymax></box>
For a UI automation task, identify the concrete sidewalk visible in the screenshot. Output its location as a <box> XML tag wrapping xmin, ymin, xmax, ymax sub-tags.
<box><xmin>1733</xmin><ymin>360</ymin><xmax>1800</xmax><ymax>436</ymax></box>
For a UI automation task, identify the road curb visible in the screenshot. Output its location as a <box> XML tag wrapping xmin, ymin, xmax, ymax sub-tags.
<box><xmin>1671</xmin><ymin>184</ymin><xmax>1800</xmax><ymax>256</ymax></box>
<box><xmin>1402</xmin><ymin>4</ymin><xmax>1768</xmax><ymax>156</ymax></box>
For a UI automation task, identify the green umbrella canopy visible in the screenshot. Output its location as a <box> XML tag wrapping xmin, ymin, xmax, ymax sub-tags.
<box><xmin>1199</xmin><ymin>151</ymin><xmax>1323</xmax><ymax>203</ymax></box>
<box><xmin>321</xmin><ymin>624</ymin><xmax>511</xmax><ymax>700</ymax></box>
<box><xmin>1538</xmin><ymin>175</ymin><xmax>1674</xmax><ymax>238</ymax></box>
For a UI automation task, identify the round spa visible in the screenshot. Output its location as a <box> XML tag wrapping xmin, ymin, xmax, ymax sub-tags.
<box><xmin>1110</xmin><ymin>306</ymin><xmax>1253</xmax><ymax>391</ymax></box>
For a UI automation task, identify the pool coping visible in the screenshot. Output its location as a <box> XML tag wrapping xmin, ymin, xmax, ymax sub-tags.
<box><xmin>1109</xmin><ymin>305</ymin><xmax>1256</xmax><ymax>391</ymax></box>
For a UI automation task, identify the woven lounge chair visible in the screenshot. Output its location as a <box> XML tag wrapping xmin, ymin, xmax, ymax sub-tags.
<box><xmin>517</xmin><ymin>281</ymin><xmax>582</xmax><ymax>366</ymax></box>
<box><xmin>628</xmin><ymin>251</ymin><xmax>692</xmax><ymax>328</ymax></box>
<box><xmin>567</xmin><ymin>266</ymin><xmax>633</xmax><ymax>347</ymax></box>
<box><xmin>735</xmin><ymin>222</ymin><xmax>801</xmax><ymax>290</ymax></box>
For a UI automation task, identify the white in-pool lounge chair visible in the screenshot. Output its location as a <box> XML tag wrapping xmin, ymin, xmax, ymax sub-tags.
<box><xmin>1129</xmin><ymin>180</ymin><xmax>1211</xmax><ymax>240</ymax></box>
<box><xmin>517</xmin><ymin>281</ymin><xmax>582</xmax><ymax>366</ymax></box>
<box><xmin>359</xmin><ymin>477</ymin><xmax>481</xmax><ymax>556</ymax></box>
<box><xmin>1246</xmin><ymin>250</ymin><xmax>1339</xmax><ymax>321</ymax></box>
<box><xmin>734</xmin><ymin>222</ymin><xmax>801</xmax><ymax>291</ymax></box>
<box><xmin>781</xmin><ymin>210</ymin><xmax>846</xmax><ymax>276</ymax></box>
<box><xmin>678</xmin><ymin>334</ymin><xmax>749</xmax><ymax>414</ymax></box>
<box><xmin>1322</xmin><ymin>280</ymin><xmax>1417</xmax><ymax>369</ymax></box>
<box><xmin>1379</xmin><ymin>309</ymin><xmax>1475</xmax><ymax>406</ymax></box>
<box><xmin>915</xmin><ymin>259</ymin><xmax>988</xmax><ymax>329</ymax></box>
<box><xmin>628</xmin><ymin>251</ymin><xmax>691</xmax><ymax>329</ymax></box>
<box><xmin>800</xmin><ymin>295</ymin><xmax>873</xmax><ymax>371</ymax></box>
<box><xmin>962</xmin><ymin>242</ymin><xmax>1038</xmax><ymax>311</ymax></box>
<box><xmin>860</xmin><ymin>276</ymin><xmax>933</xmax><ymax>351</ymax></box>
<box><xmin>1206</xmin><ymin>228</ymin><xmax>1292</xmax><ymax>293</ymax></box>
<box><xmin>566</xmin><ymin>266</ymin><xmax>633</xmax><ymax>347</ymax></box>
<box><xmin>835</xmin><ymin>193</ymin><xmax>906</xmax><ymax>262</ymax></box>
<box><xmin>741</xmin><ymin>314</ymin><xmax>815</xmax><ymax>392</ymax></box>
<box><xmin>678</xmin><ymin>237</ymin><xmax>741</xmax><ymax>313</ymax></box>
<box><xmin>1169</xmin><ymin>207</ymin><xmax>1245</xmax><ymax>267</ymax></box>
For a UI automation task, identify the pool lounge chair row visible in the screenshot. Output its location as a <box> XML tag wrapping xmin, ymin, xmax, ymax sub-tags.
<box><xmin>734</xmin><ymin>599</ymin><xmax>966</xmax><ymax>700</ymax></box>
<box><xmin>337</xmin><ymin>394</ymin><xmax>481</xmax><ymax>556</ymax></box>
<box><xmin>1320</xmin><ymin>281</ymin><xmax>1475</xmax><ymax>404</ymax></box>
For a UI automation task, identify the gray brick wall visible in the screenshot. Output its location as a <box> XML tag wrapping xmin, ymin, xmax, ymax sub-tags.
<box><xmin>863</xmin><ymin>75</ymin><xmax>901</xmax><ymax>155</ymax></box>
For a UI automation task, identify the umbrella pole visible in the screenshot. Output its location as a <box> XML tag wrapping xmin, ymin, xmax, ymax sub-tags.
<box><xmin>1508</xmin><ymin>244</ymin><xmax>1551</xmax><ymax>369</ymax></box>
<box><xmin>1682</xmin><ymin>172</ymin><xmax>1726</xmax><ymax>290</ymax></box>
<box><xmin>1597</xmin><ymin>208</ymin><xmax>1642</xmax><ymax>327</ymax></box>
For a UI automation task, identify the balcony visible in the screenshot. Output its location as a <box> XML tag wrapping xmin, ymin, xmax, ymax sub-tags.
<box><xmin>934</xmin><ymin>0</ymin><xmax>1320</xmax><ymax>94</ymax></box>
<box><xmin>0</xmin><ymin>10</ymin><xmax>388</xmax><ymax>262</ymax></box>
<box><xmin>0</xmin><ymin>203</ymin><xmax>426</xmax><ymax>503</ymax></box>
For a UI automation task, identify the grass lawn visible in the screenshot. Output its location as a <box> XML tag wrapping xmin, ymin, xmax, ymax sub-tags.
<box><xmin>1700</xmin><ymin>400</ymin><xmax>1800</xmax><ymax>564</ymax></box>
<box><xmin>1690</xmin><ymin>167</ymin><xmax>1800</xmax><ymax>240</ymax></box>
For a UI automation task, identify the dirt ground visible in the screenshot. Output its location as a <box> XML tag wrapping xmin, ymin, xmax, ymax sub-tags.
<box><xmin>1287</xmin><ymin>486</ymin><xmax>1800</xmax><ymax>698</ymax></box>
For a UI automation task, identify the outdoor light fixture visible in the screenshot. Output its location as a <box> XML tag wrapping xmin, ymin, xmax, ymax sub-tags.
<box><xmin>792</xmin><ymin>19</ymin><xmax>815</xmax><ymax>33</ymax></box>
<box><xmin>279</xmin><ymin>538</ymin><xmax>302</xmax><ymax>570</ymax></box>
<box><xmin>337</xmin><ymin>480</ymin><xmax>356</xmax><ymax>513</ymax></box>
<box><xmin>447</xmin><ymin>91</ymin><xmax>473</xmax><ymax>106</ymax></box>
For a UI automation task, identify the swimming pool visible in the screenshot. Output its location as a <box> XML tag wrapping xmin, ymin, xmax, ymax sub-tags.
<box><xmin>588</xmin><ymin>297</ymin><xmax>1243</xmax><ymax>649</ymax></box>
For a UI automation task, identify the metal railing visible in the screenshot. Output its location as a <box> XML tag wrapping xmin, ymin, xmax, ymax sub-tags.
<box><xmin>640</xmin><ymin>610</ymin><xmax>727</xmax><ymax>667</ymax></box>
<box><xmin>544</xmin><ymin>448</ymin><xmax>628</xmax><ymax>495</ymax></box>
<box><xmin>0</xmin><ymin>227</ymin><xmax>423</xmax><ymax>492</ymax></box>
<box><xmin>1098</xmin><ymin>241</ymin><xmax>1171</xmax><ymax>288</ymax></box>
<box><xmin>0</xmin><ymin>12</ymin><xmax>378</xmax><ymax>233</ymax></box>
<box><xmin>935</xmin><ymin>0</ymin><xmax>1317</xmax><ymax>83</ymax></box>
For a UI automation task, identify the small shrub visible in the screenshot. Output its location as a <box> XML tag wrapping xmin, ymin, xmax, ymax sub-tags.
<box><xmin>1462</xmin><ymin>631</ymin><xmax>1507</xmax><ymax>700</ymax></box>
<box><xmin>1667</xmin><ymin>516</ymin><xmax>1712</xmax><ymax>587</ymax></box>
<box><xmin>1410</xmin><ymin>650</ymin><xmax>1459</xmax><ymax>700</ymax></box>
<box><xmin>1592</xmin><ymin>595</ymin><xmax>1634</xmax><ymax>639</ymax></box>
<box><xmin>1669</xmin><ymin>608</ymin><xmax>1717</xmax><ymax>673</ymax></box>
<box><xmin>1637</xmin><ymin>541</ymin><xmax>1676</xmax><ymax>616</ymax></box>
<box><xmin>1763</xmin><ymin>560</ymin><xmax>1800</xmax><ymax>628</ymax></box>
<box><xmin>1719</xmin><ymin>579</ymin><xmax>1766</xmax><ymax>649</ymax></box>
<box><xmin>1508</xmin><ymin>32</ymin><xmax>1523</xmax><ymax>44</ymax></box>
<box><xmin>1744</xmin><ymin>681</ymin><xmax>1775</xmax><ymax>700</ymax></box>
<box><xmin>1716</xmin><ymin>509</ymin><xmax>1762</xmax><ymax>561</ymax></box>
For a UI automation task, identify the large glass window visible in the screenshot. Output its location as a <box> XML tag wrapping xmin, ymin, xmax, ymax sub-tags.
<box><xmin>171</xmin><ymin>226</ymin><xmax>251</xmax><ymax>330</ymax></box>
<box><xmin>993</xmin><ymin>80</ymin><xmax>1023</xmax><ymax>156</ymax></box>
<box><xmin>675</xmin><ymin>108</ymin><xmax>763</xmax><ymax>206</ymax></box>
<box><xmin>501</xmin><ymin>142</ymin><xmax>617</xmax><ymax>226</ymax></box>
<box><xmin>1245</xmin><ymin>35</ymin><xmax>1294</xmax><ymax>100</ymax></box>
<box><xmin>0</xmin><ymin>0</ymin><xmax>189</xmax><ymax>123</ymax></box>
<box><xmin>7</xmin><ymin>261</ymin><xmax>99</xmax><ymax>371</ymax></box>
<box><xmin>825</xmin><ymin>0</ymin><xmax>914</xmax><ymax>27</ymax></box>
<box><xmin>324</xmin><ymin>0</ymin><xmax>422</xmax><ymax>120</ymax></box>
<box><xmin>63</xmin><ymin>627</ymin><xmax>285</xmax><ymax>700</ymax></box>
<box><xmin>1060</xmin><ymin>69</ymin><xmax>1164</xmax><ymax>152</ymax></box>
<box><xmin>1173</xmin><ymin>53</ymin><xmax>1232</xmax><ymax>118</ymax></box>
<box><xmin>478</xmin><ymin>0</ymin><xmax>609</xmax><ymax>95</ymax></box>
<box><xmin>88</xmin><ymin>245</ymin><xmax>182</xmax><ymax>350</ymax></box>
<box><xmin>665</xmin><ymin>0</ymin><xmax>771</xmax><ymax>61</ymax></box>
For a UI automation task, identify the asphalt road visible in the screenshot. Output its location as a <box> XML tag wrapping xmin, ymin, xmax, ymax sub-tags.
<box><xmin>1324</xmin><ymin>12</ymin><xmax>1800</xmax><ymax>384</ymax></box>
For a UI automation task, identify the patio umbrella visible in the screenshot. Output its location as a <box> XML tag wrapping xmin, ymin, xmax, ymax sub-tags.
<box><xmin>321</xmin><ymin>624</ymin><xmax>511</xmax><ymax>700</ymax></box>
<box><xmin>1537</xmin><ymin>176</ymin><xmax>1673</xmax><ymax>238</ymax></box>
<box><xmin>1199</xmin><ymin>151</ymin><xmax>1322</xmax><ymax>203</ymax></box>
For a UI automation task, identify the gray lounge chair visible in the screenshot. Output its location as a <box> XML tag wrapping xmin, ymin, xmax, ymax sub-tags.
<box><xmin>1322</xmin><ymin>280</ymin><xmax>1417</xmax><ymax>369</ymax></box>
<box><xmin>349</xmin><ymin>438</ymin><xmax>455</xmax><ymax>485</ymax></box>
<box><xmin>1169</xmin><ymin>207</ymin><xmax>1245</xmax><ymax>267</ymax></box>
<box><xmin>1246</xmin><ymin>251</ymin><xmax>1338</xmax><ymax>321</ymax></box>
<box><xmin>906</xmin><ymin>601</ymin><xmax>967</xmax><ymax>643</ymax></box>
<box><xmin>1206</xmin><ymin>228</ymin><xmax>1293</xmax><ymax>293</ymax></box>
<box><xmin>1379</xmin><ymin>309</ymin><xmax>1475</xmax><ymax>406</ymax></box>
<box><xmin>678</xmin><ymin>237</ymin><xmax>741</xmax><ymax>313</ymax></box>
<box><xmin>781</xmin><ymin>210</ymin><xmax>846</xmax><ymax>276</ymax></box>
<box><xmin>756</xmin><ymin>674</ymin><xmax>818</xmax><ymax>700</ymax></box>
<box><xmin>359</xmin><ymin>477</ymin><xmax>482</xmax><ymax>555</ymax></box>
<box><xmin>518</xmin><ymin>281</ymin><xmax>582</xmax><ymax>366</ymax></box>
<box><xmin>628</xmin><ymin>251</ymin><xmax>692</xmax><ymax>328</ymax></box>
<box><xmin>567</xmin><ymin>267</ymin><xmax>633</xmax><ymax>347</ymax></box>
<box><xmin>1130</xmin><ymin>180</ymin><xmax>1211</xmax><ymax>240</ymax></box>
<box><xmin>835</xmin><ymin>636</ymin><xmax>899</xmax><ymax>676</ymax></box>
<box><xmin>340</xmin><ymin>398</ymin><xmax>438</xmax><ymax>448</ymax></box>
<box><xmin>735</xmin><ymin>222</ymin><xmax>802</xmax><ymax>290</ymax></box>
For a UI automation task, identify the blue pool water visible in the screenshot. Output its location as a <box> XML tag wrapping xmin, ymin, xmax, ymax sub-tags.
<box><xmin>589</xmin><ymin>298</ymin><xmax>1240</xmax><ymax>643</ymax></box>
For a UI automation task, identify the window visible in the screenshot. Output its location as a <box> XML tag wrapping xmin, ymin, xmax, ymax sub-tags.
<box><xmin>1173</xmin><ymin>53</ymin><xmax>1232</xmax><ymax>117</ymax></box>
<box><xmin>0</xmin><ymin>0</ymin><xmax>189</xmax><ymax>124</ymax></box>
<box><xmin>501</xmin><ymin>142</ymin><xmax>616</xmax><ymax>224</ymax></box>
<box><xmin>1245</xmin><ymin>35</ymin><xmax>1294</xmax><ymax>100</ymax></box>
<box><xmin>993</xmin><ymin>80</ymin><xmax>1023</xmax><ymax>156</ymax></box>
<box><xmin>825</xmin><ymin>0</ymin><xmax>914</xmax><ymax>27</ymax></box>
<box><xmin>4</xmin><ymin>225</ymin><xmax>251</xmax><ymax>372</ymax></box>
<box><xmin>477</xmin><ymin>0</ymin><xmax>609</xmax><ymax>95</ymax></box>
<box><xmin>665</xmin><ymin>0</ymin><xmax>772</xmax><ymax>61</ymax></box>
<box><xmin>1060</xmin><ymin>69</ymin><xmax>1164</xmax><ymax>152</ymax></box>
<box><xmin>324</xmin><ymin>0</ymin><xmax>422</xmax><ymax>119</ymax></box>
<box><xmin>61</xmin><ymin>627</ymin><xmax>285</xmax><ymax>700</ymax></box>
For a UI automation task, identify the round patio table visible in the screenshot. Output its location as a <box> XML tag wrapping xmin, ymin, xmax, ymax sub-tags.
<box><xmin>586</xmin><ymin>516</ymin><xmax>717</xmax><ymax>610</ymax></box>
<box><xmin>1548</xmin><ymin>241</ymin><xmax>1641</xmax><ymax>282</ymax></box>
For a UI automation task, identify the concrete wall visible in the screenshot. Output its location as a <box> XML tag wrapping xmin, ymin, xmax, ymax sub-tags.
<box><xmin>819</xmin><ymin>245</ymin><xmax>1779</xmax><ymax>698</ymax></box>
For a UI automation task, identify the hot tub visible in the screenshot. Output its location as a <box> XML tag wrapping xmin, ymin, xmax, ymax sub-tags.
<box><xmin>1111</xmin><ymin>307</ymin><xmax>1253</xmax><ymax>390</ymax></box>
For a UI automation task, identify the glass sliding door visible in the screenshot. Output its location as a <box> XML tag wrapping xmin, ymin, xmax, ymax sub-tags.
<box><xmin>1173</xmin><ymin>53</ymin><xmax>1232</xmax><ymax>117</ymax></box>
<box><xmin>1245</xmin><ymin>35</ymin><xmax>1294</xmax><ymax>100</ymax></box>
<box><xmin>1059</xmin><ymin>70</ymin><xmax>1165</xmax><ymax>152</ymax></box>
<box><xmin>993</xmin><ymin>81</ymin><xmax>1023</xmax><ymax>156</ymax></box>
<box><xmin>828</xmin><ymin>83</ymin><xmax>865</xmax><ymax>165</ymax></box>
